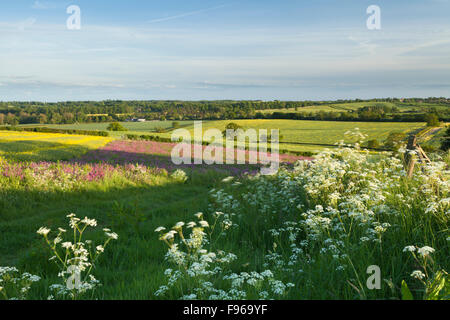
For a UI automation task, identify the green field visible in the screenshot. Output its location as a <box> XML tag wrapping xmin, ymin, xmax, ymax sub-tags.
<box><xmin>26</xmin><ymin>120</ymin><xmax>427</xmax><ymax>154</ymax></box>
<box><xmin>22</xmin><ymin>121</ymin><xmax>194</xmax><ymax>139</ymax></box>
<box><xmin>172</xmin><ymin>120</ymin><xmax>425</xmax><ymax>151</ymax></box>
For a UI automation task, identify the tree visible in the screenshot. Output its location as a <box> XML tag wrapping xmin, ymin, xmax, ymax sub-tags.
<box><xmin>63</xmin><ymin>112</ymin><xmax>75</xmax><ymax>124</ymax></box>
<box><xmin>39</xmin><ymin>114</ymin><xmax>48</xmax><ymax>124</ymax></box>
<box><xmin>107</xmin><ymin>122</ymin><xmax>128</xmax><ymax>131</ymax></box>
<box><xmin>384</xmin><ymin>132</ymin><xmax>406</xmax><ymax>151</ymax></box>
<box><xmin>225</xmin><ymin>122</ymin><xmax>242</xmax><ymax>131</ymax></box>
<box><xmin>50</xmin><ymin>113</ymin><xmax>62</xmax><ymax>124</ymax></box>
<box><xmin>6</xmin><ymin>113</ymin><xmax>18</xmax><ymax>125</ymax></box>
<box><xmin>425</xmin><ymin>113</ymin><xmax>440</xmax><ymax>127</ymax></box>
<box><xmin>222</xmin><ymin>122</ymin><xmax>243</xmax><ymax>138</ymax></box>
<box><xmin>19</xmin><ymin>111</ymin><xmax>32</xmax><ymax>124</ymax></box>
<box><xmin>441</xmin><ymin>127</ymin><xmax>450</xmax><ymax>151</ymax></box>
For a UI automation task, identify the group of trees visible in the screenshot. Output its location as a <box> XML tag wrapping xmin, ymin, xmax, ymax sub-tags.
<box><xmin>0</xmin><ymin>100</ymin><xmax>308</xmax><ymax>124</ymax></box>
<box><xmin>363</xmin><ymin>132</ymin><xmax>406</xmax><ymax>151</ymax></box>
<box><xmin>425</xmin><ymin>114</ymin><xmax>441</xmax><ymax>127</ymax></box>
<box><xmin>107</xmin><ymin>122</ymin><xmax>128</xmax><ymax>132</ymax></box>
<box><xmin>0</xmin><ymin>98</ymin><xmax>448</xmax><ymax>125</ymax></box>
<box><xmin>265</xmin><ymin>106</ymin><xmax>448</xmax><ymax>123</ymax></box>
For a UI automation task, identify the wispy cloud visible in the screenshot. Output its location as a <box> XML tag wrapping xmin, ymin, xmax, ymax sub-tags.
<box><xmin>17</xmin><ymin>18</ymin><xmax>37</xmax><ymax>31</ymax></box>
<box><xmin>32</xmin><ymin>1</ymin><xmax>47</xmax><ymax>9</ymax></box>
<box><xmin>399</xmin><ymin>38</ymin><xmax>450</xmax><ymax>55</ymax></box>
<box><xmin>31</xmin><ymin>1</ymin><xmax>66</xmax><ymax>10</ymax></box>
<box><xmin>146</xmin><ymin>4</ymin><xmax>227</xmax><ymax>24</ymax></box>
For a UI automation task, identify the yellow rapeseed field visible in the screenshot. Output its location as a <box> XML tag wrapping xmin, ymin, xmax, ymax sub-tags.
<box><xmin>0</xmin><ymin>131</ymin><xmax>112</xmax><ymax>162</ymax></box>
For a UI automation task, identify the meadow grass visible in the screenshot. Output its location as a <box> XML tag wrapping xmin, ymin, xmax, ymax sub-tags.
<box><xmin>33</xmin><ymin>121</ymin><xmax>194</xmax><ymax>139</ymax></box>
<box><xmin>0</xmin><ymin>164</ymin><xmax>232</xmax><ymax>299</ymax></box>
<box><xmin>0</xmin><ymin>142</ymin><xmax>448</xmax><ymax>300</ymax></box>
<box><xmin>0</xmin><ymin>128</ymin><xmax>448</xmax><ymax>300</ymax></box>
<box><xmin>149</xmin><ymin>147</ymin><xmax>448</xmax><ymax>300</ymax></box>
<box><xmin>25</xmin><ymin>120</ymin><xmax>425</xmax><ymax>154</ymax></box>
<box><xmin>167</xmin><ymin>120</ymin><xmax>425</xmax><ymax>153</ymax></box>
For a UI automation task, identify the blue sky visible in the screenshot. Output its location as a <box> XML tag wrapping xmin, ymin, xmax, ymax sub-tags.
<box><xmin>0</xmin><ymin>0</ymin><xmax>450</xmax><ymax>101</ymax></box>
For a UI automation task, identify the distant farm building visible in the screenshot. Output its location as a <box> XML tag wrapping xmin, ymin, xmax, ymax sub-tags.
<box><xmin>126</xmin><ymin>118</ymin><xmax>146</xmax><ymax>122</ymax></box>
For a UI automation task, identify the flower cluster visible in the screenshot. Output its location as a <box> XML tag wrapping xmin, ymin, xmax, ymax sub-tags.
<box><xmin>37</xmin><ymin>213</ymin><xmax>118</xmax><ymax>299</ymax></box>
<box><xmin>0</xmin><ymin>267</ymin><xmax>41</xmax><ymax>300</ymax></box>
<box><xmin>402</xmin><ymin>245</ymin><xmax>449</xmax><ymax>299</ymax></box>
<box><xmin>0</xmin><ymin>160</ymin><xmax>166</xmax><ymax>192</ymax></box>
<box><xmin>155</xmin><ymin>211</ymin><xmax>293</xmax><ymax>300</ymax></box>
<box><xmin>170</xmin><ymin>169</ymin><xmax>188</xmax><ymax>183</ymax></box>
<box><xmin>202</xmin><ymin>143</ymin><xmax>448</xmax><ymax>297</ymax></box>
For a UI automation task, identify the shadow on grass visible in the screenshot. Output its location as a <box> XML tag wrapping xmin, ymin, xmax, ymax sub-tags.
<box><xmin>0</xmin><ymin>138</ymin><xmax>266</xmax><ymax>174</ymax></box>
<box><xmin>0</xmin><ymin>139</ymin><xmax>303</xmax><ymax>299</ymax></box>
<box><xmin>0</xmin><ymin>170</ymin><xmax>223</xmax><ymax>267</ymax></box>
<box><xmin>0</xmin><ymin>140</ymin><xmax>91</xmax><ymax>162</ymax></box>
<box><xmin>76</xmin><ymin>147</ymin><xmax>264</xmax><ymax>176</ymax></box>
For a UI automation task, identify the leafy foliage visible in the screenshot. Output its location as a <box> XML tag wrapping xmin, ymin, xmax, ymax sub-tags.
<box><xmin>107</xmin><ymin>122</ymin><xmax>128</xmax><ymax>132</ymax></box>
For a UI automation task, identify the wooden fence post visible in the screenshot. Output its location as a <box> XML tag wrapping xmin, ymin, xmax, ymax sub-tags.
<box><xmin>405</xmin><ymin>135</ymin><xmax>417</xmax><ymax>178</ymax></box>
<box><xmin>404</xmin><ymin>134</ymin><xmax>431</xmax><ymax>178</ymax></box>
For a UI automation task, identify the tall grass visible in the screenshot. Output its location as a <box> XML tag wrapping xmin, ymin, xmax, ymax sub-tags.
<box><xmin>0</xmin><ymin>144</ymin><xmax>448</xmax><ymax>299</ymax></box>
<box><xmin>152</xmin><ymin>146</ymin><xmax>449</xmax><ymax>300</ymax></box>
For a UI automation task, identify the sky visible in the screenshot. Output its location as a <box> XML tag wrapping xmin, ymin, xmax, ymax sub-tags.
<box><xmin>0</xmin><ymin>0</ymin><xmax>450</xmax><ymax>101</ymax></box>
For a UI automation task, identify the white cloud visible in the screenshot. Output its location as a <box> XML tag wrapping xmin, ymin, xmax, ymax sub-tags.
<box><xmin>146</xmin><ymin>4</ymin><xmax>227</xmax><ymax>24</ymax></box>
<box><xmin>32</xmin><ymin>1</ymin><xmax>47</xmax><ymax>9</ymax></box>
<box><xmin>16</xmin><ymin>18</ymin><xmax>37</xmax><ymax>31</ymax></box>
<box><xmin>0</xmin><ymin>19</ymin><xmax>449</xmax><ymax>100</ymax></box>
<box><xmin>31</xmin><ymin>1</ymin><xmax>63</xmax><ymax>10</ymax></box>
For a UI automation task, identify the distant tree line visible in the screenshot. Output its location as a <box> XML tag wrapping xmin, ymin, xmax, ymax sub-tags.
<box><xmin>262</xmin><ymin>109</ymin><xmax>448</xmax><ymax>123</ymax></box>
<box><xmin>0</xmin><ymin>126</ymin><xmax>109</xmax><ymax>137</ymax></box>
<box><xmin>0</xmin><ymin>98</ymin><xmax>448</xmax><ymax>125</ymax></box>
<box><xmin>260</xmin><ymin>103</ymin><xmax>449</xmax><ymax>123</ymax></box>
